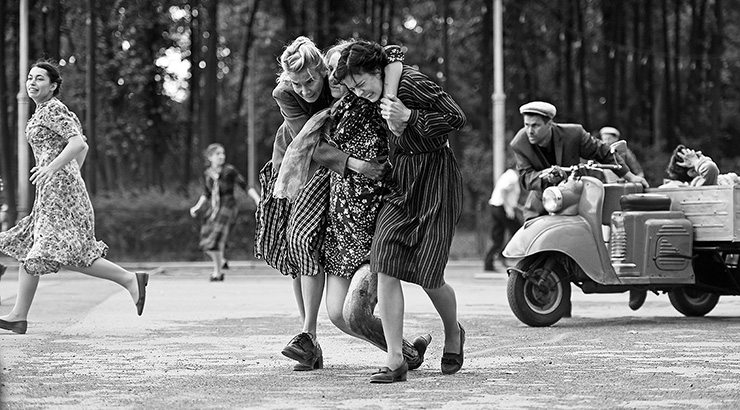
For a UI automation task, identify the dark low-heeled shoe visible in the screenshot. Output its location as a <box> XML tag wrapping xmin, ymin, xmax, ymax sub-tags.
<box><xmin>407</xmin><ymin>333</ymin><xmax>432</xmax><ymax>370</ymax></box>
<box><xmin>282</xmin><ymin>332</ymin><xmax>317</xmax><ymax>363</ymax></box>
<box><xmin>135</xmin><ymin>272</ymin><xmax>149</xmax><ymax>316</ymax></box>
<box><xmin>369</xmin><ymin>361</ymin><xmax>408</xmax><ymax>383</ymax></box>
<box><xmin>441</xmin><ymin>323</ymin><xmax>465</xmax><ymax>375</ymax></box>
<box><xmin>0</xmin><ymin>318</ymin><xmax>28</xmax><ymax>334</ymax></box>
<box><xmin>293</xmin><ymin>344</ymin><xmax>323</xmax><ymax>371</ymax></box>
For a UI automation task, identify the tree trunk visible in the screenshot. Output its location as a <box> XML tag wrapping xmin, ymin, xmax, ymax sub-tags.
<box><xmin>280</xmin><ymin>0</ymin><xmax>297</xmax><ymax>32</ymax></box>
<box><xmin>708</xmin><ymin>0</ymin><xmax>723</xmax><ymax>135</ymax></box>
<box><xmin>564</xmin><ymin>0</ymin><xmax>574</xmax><ymax>117</ymax></box>
<box><xmin>234</xmin><ymin>0</ymin><xmax>261</xmax><ymax>175</ymax></box>
<box><xmin>386</xmin><ymin>0</ymin><xmax>395</xmax><ymax>44</ymax></box>
<box><xmin>0</xmin><ymin>0</ymin><xmax>17</xmax><ymax>224</ymax></box>
<box><xmin>661</xmin><ymin>0</ymin><xmax>674</xmax><ymax>147</ymax></box>
<box><xmin>602</xmin><ymin>0</ymin><xmax>618</xmax><ymax>125</ymax></box>
<box><xmin>441</xmin><ymin>0</ymin><xmax>449</xmax><ymax>90</ymax></box>
<box><xmin>184</xmin><ymin>0</ymin><xmax>200</xmax><ymax>190</ymax></box>
<box><xmin>201</xmin><ymin>0</ymin><xmax>218</xmax><ymax>146</ymax></box>
<box><xmin>617</xmin><ymin>4</ymin><xmax>628</xmax><ymax>115</ymax></box>
<box><xmin>673</xmin><ymin>0</ymin><xmax>682</xmax><ymax>120</ymax></box>
<box><xmin>316</xmin><ymin>0</ymin><xmax>327</xmax><ymax>46</ymax></box>
<box><xmin>480</xmin><ymin>1</ymin><xmax>492</xmax><ymax>141</ymax></box>
<box><xmin>575</xmin><ymin>0</ymin><xmax>588</xmax><ymax>128</ymax></box>
<box><xmin>644</xmin><ymin>0</ymin><xmax>657</xmax><ymax>146</ymax></box>
<box><xmin>46</xmin><ymin>0</ymin><xmax>61</xmax><ymax>61</ymax></box>
<box><xmin>235</xmin><ymin>0</ymin><xmax>260</xmax><ymax>127</ymax></box>
<box><xmin>687</xmin><ymin>0</ymin><xmax>708</xmax><ymax>108</ymax></box>
<box><xmin>440</xmin><ymin>0</ymin><xmax>460</xmax><ymax>155</ymax></box>
<box><xmin>85</xmin><ymin>0</ymin><xmax>98</xmax><ymax>193</ymax></box>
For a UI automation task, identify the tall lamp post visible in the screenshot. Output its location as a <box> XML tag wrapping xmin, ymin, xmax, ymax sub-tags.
<box><xmin>492</xmin><ymin>0</ymin><xmax>505</xmax><ymax>183</ymax></box>
<box><xmin>17</xmin><ymin>0</ymin><xmax>30</xmax><ymax>219</ymax></box>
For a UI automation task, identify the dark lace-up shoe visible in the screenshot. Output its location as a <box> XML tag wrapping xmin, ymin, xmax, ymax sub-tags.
<box><xmin>281</xmin><ymin>332</ymin><xmax>317</xmax><ymax>363</ymax></box>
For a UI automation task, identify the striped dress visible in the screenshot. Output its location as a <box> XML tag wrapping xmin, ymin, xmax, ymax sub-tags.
<box><xmin>370</xmin><ymin>66</ymin><xmax>466</xmax><ymax>289</ymax></box>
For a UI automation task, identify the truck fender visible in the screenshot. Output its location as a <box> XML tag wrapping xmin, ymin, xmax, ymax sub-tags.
<box><xmin>503</xmin><ymin>215</ymin><xmax>621</xmax><ymax>284</ymax></box>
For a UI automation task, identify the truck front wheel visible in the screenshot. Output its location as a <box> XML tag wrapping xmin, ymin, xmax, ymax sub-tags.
<box><xmin>668</xmin><ymin>288</ymin><xmax>720</xmax><ymax>317</ymax></box>
<box><xmin>507</xmin><ymin>260</ymin><xmax>571</xmax><ymax>327</ymax></box>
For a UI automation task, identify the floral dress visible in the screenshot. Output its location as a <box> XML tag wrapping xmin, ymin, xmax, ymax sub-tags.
<box><xmin>0</xmin><ymin>98</ymin><xmax>107</xmax><ymax>276</ymax></box>
<box><xmin>323</xmin><ymin>94</ymin><xmax>389</xmax><ymax>278</ymax></box>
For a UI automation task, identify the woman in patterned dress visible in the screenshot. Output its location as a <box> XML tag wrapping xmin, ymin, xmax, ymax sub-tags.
<box><xmin>335</xmin><ymin>40</ymin><xmax>467</xmax><ymax>383</ymax></box>
<box><xmin>321</xmin><ymin>42</ymin><xmax>431</xmax><ymax>371</ymax></box>
<box><xmin>190</xmin><ymin>143</ymin><xmax>250</xmax><ymax>282</ymax></box>
<box><xmin>0</xmin><ymin>61</ymin><xmax>148</xmax><ymax>335</ymax></box>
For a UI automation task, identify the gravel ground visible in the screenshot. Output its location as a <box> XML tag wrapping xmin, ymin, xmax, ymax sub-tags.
<box><xmin>2</xmin><ymin>261</ymin><xmax>740</xmax><ymax>409</ymax></box>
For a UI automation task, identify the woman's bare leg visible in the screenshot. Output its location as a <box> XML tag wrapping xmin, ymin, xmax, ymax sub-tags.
<box><xmin>300</xmin><ymin>269</ymin><xmax>325</xmax><ymax>339</ymax></box>
<box><xmin>205</xmin><ymin>250</ymin><xmax>223</xmax><ymax>278</ymax></box>
<box><xmin>325</xmin><ymin>273</ymin><xmax>354</xmax><ymax>336</ymax></box>
<box><xmin>291</xmin><ymin>276</ymin><xmax>305</xmax><ymax>324</ymax></box>
<box><xmin>377</xmin><ymin>272</ymin><xmax>405</xmax><ymax>369</ymax></box>
<box><xmin>344</xmin><ymin>266</ymin><xmax>423</xmax><ymax>364</ymax></box>
<box><xmin>67</xmin><ymin>258</ymin><xmax>138</xmax><ymax>303</ymax></box>
<box><xmin>424</xmin><ymin>283</ymin><xmax>461</xmax><ymax>353</ymax></box>
<box><xmin>0</xmin><ymin>265</ymin><xmax>40</xmax><ymax>321</ymax></box>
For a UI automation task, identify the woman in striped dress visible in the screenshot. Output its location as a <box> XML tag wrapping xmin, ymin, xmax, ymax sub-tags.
<box><xmin>334</xmin><ymin>40</ymin><xmax>467</xmax><ymax>383</ymax></box>
<box><xmin>321</xmin><ymin>41</ymin><xmax>431</xmax><ymax>371</ymax></box>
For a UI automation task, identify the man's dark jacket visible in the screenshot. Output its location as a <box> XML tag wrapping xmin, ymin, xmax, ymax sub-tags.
<box><xmin>510</xmin><ymin>122</ymin><xmax>630</xmax><ymax>220</ymax></box>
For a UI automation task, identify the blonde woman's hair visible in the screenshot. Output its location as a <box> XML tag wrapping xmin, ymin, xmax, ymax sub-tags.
<box><xmin>277</xmin><ymin>36</ymin><xmax>327</xmax><ymax>83</ymax></box>
<box><xmin>204</xmin><ymin>143</ymin><xmax>225</xmax><ymax>165</ymax></box>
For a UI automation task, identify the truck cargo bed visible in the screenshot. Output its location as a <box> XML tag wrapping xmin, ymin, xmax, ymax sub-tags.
<box><xmin>649</xmin><ymin>185</ymin><xmax>740</xmax><ymax>242</ymax></box>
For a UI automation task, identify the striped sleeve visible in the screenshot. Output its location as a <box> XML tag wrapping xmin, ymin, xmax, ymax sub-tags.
<box><xmin>399</xmin><ymin>68</ymin><xmax>466</xmax><ymax>140</ymax></box>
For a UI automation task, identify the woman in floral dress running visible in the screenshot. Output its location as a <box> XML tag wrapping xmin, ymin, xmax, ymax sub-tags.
<box><xmin>0</xmin><ymin>60</ymin><xmax>148</xmax><ymax>335</ymax></box>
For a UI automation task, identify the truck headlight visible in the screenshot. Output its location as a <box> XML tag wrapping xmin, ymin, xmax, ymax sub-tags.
<box><xmin>542</xmin><ymin>187</ymin><xmax>563</xmax><ymax>213</ymax></box>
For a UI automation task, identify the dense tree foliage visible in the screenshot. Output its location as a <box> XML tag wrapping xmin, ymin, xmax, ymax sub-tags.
<box><xmin>2</xmin><ymin>0</ymin><xmax>740</xmax><ymax>230</ymax></box>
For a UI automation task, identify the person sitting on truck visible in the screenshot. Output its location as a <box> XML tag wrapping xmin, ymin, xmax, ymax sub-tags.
<box><xmin>660</xmin><ymin>143</ymin><xmax>740</xmax><ymax>187</ymax></box>
<box><xmin>661</xmin><ymin>144</ymin><xmax>719</xmax><ymax>187</ymax></box>
<box><xmin>633</xmin><ymin>144</ymin><xmax>738</xmax><ymax>311</ymax></box>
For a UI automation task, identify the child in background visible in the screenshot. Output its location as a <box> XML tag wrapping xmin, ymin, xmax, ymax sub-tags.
<box><xmin>190</xmin><ymin>143</ymin><xmax>249</xmax><ymax>282</ymax></box>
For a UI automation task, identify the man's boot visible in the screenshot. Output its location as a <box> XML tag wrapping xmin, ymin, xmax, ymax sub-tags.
<box><xmin>629</xmin><ymin>289</ymin><xmax>647</xmax><ymax>311</ymax></box>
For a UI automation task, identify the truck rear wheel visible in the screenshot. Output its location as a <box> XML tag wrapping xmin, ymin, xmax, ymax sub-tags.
<box><xmin>668</xmin><ymin>288</ymin><xmax>719</xmax><ymax>317</ymax></box>
<box><xmin>507</xmin><ymin>259</ymin><xmax>571</xmax><ymax>327</ymax></box>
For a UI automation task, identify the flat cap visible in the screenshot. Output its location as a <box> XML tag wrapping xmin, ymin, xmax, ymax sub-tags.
<box><xmin>599</xmin><ymin>126</ymin><xmax>620</xmax><ymax>138</ymax></box>
<box><xmin>519</xmin><ymin>101</ymin><xmax>557</xmax><ymax>119</ymax></box>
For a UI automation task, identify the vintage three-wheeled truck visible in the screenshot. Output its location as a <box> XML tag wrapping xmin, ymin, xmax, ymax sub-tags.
<box><xmin>503</xmin><ymin>162</ymin><xmax>740</xmax><ymax>327</ymax></box>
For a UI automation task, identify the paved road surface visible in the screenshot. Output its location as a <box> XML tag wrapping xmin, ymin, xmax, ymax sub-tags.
<box><xmin>1</xmin><ymin>261</ymin><xmax>740</xmax><ymax>409</ymax></box>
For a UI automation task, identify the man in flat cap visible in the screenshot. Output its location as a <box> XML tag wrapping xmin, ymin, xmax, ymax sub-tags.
<box><xmin>510</xmin><ymin>101</ymin><xmax>648</xmax><ymax>221</ymax></box>
<box><xmin>599</xmin><ymin>126</ymin><xmax>644</xmax><ymax>183</ymax></box>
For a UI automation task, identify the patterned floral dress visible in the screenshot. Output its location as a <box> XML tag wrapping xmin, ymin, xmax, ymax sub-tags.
<box><xmin>0</xmin><ymin>98</ymin><xmax>107</xmax><ymax>276</ymax></box>
<box><xmin>323</xmin><ymin>94</ymin><xmax>389</xmax><ymax>278</ymax></box>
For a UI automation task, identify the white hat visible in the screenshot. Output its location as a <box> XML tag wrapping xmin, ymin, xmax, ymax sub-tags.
<box><xmin>519</xmin><ymin>101</ymin><xmax>557</xmax><ymax>119</ymax></box>
<box><xmin>600</xmin><ymin>126</ymin><xmax>620</xmax><ymax>138</ymax></box>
